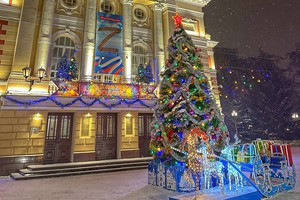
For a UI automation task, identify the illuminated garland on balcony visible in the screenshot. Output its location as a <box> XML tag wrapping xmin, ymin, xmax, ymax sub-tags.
<box><xmin>3</xmin><ymin>96</ymin><xmax>157</xmax><ymax>109</ymax></box>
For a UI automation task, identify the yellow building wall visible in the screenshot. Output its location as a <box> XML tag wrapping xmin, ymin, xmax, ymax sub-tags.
<box><xmin>0</xmin><ymin>15</ymin><xmax>20</xmax><ymax>80</ymax></box>
<box><xmin>74</xmin><ymin>111</ymin><xmax>96</xmax><ymax>153</ymax></box>
<box><xmin>120</xmin><ymin>111</ymin><xmax>139</xmax><ymax>158</ymax></box>
<box><xmin>0</xmin><ymin>110</ymin><xmax>46</xmax><ymax>156</ymax></box>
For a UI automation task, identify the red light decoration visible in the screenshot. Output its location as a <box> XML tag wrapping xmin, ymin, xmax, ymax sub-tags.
<box><xmin>172</xmin><ymin>13</ymin><xmax>183</xmax><ymax>28</ymax></box>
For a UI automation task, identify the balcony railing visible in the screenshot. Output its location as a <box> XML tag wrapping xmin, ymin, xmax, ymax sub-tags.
<box><xmin>93</xmin><ymin>73</ymin><xmax>122</xmax><ymax>83</ymax></box>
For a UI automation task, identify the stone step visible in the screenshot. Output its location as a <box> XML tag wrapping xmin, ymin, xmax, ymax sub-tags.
<box><xmin>27</xmin><ymin>157</ymin><xmax>152</xmax><ymax>171</ymax></box>
<box><xmin>19</xmin><ymin>161</ymin><xmax>149</xmax><ymax>175</ymax></box>
<box><xmin>11</xmin><ymin>157</ymin><xmax>152</xmax><ymax>180</ymax></box>
<box><xmin>11</xmin><ymin>165</ymin><xmax>148</xmax><ymax>180</ymax></box>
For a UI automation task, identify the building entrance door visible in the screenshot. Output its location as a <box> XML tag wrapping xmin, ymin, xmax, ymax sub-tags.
<box><xmin>44</xmin><ymin>113</ymin><xmax>73</xmax><ymax>164</ymax></box>
<box><xmin>138</xmin><ymin>113</ymin><xmax>154</xmax><ymax>157</ymax></box>
<box><xmin>96</xmin><ymin>113</ymin><xmax>117</xmax><ymax>160</ymax></box>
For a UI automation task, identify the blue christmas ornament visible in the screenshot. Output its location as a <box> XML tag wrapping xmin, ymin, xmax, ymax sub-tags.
<box><xmin>177</xmin><ymin>131</ymin><xmax>184</xmax><ymax>139</ymax></box>
<box><xmin>157</xmin><ymin>150</ymin><xmax>163</xmax><ymax>157</ymax></box>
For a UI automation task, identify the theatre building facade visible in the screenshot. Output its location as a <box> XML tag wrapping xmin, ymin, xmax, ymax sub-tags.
<box><xmin>0</xmin><ymin>0</ymin><xmax>219</xmax><ymax>175</ymax></box>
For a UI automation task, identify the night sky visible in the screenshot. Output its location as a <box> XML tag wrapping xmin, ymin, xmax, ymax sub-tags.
<box><xmin>203</xmin><ymin>0</ymin><xmax>300</xmax><ymax>57</ymax></box>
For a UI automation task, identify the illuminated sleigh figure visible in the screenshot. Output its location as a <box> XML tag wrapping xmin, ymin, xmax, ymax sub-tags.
<box><xmin>166</xmin><ymin>130</ymin><xmax>296</xmax><ymax>198</ymax></box>
<box><xmin>218</xmin><ymin>142</ymin><xmax>296</xmax><ymax>198</ymax></box>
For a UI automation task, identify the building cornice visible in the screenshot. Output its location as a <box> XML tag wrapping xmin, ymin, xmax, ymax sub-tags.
<box><xmin>120</xmin><ymin>0</ymin><xmax>133</xmax><ymax>6</ymax></box>
<box><xmin>0</xmin><ymin>4</ymin><xmax>21</xmax><ymax>21</ymax></box>
<box><xmin>176</xmin><ymin>0</ymin><xmax>211</xmax><ymax>7</ymax></box>
<box><xmin>207</xmin><ymin>40</ymin><xmax>219</xmax><ymax>48</ymax></box>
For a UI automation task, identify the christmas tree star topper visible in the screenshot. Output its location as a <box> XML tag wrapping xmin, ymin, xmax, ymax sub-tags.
<box><xmin>172</xmin><ymin>13</ymin><xmax>183</xmax><ymax>28</ymax></box>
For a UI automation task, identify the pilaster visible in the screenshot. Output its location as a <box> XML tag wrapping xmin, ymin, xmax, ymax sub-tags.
<box><xmin>81</xmin><ymin>0</ymin><xmax>96</xmax><ymax>81</ymax></box>
<box><xmin>152</xmin><ymin>2</ymin><xmax>166</xmax><ymax>82</ymax></box>
<box><xmin>121</xmin><ymin>0</ymin><xmax>133</xmax><ymax>83</ymax></box>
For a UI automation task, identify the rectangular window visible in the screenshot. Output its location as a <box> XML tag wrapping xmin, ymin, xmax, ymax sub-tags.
<box><xmin>81</xmin><ymin>116</ymin><xmax>91</xmax><ymax>138</ymax></box>
<box><xmin>125</xmin><ymin>116</ymin><xmax>133</xmax><ymax>136</ymax></box>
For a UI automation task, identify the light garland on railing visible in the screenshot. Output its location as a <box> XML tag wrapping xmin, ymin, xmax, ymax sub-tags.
<box><xmin>3</xmin><ymin>96</ymin><xmax>157</xmax><ymax>109</ymax></box>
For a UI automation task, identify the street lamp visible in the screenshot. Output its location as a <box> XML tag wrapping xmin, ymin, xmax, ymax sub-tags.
<box><xmin>231</xmin><ymin>110</ymin><xmax>238</xmax><ymax>138</ymax></box>
<box><xmin>292</xmin><ymin>113</ymin><xmax>299</xmax><ymax>120</ymax></box>
<box><xmin>22</xmin><ymin>65</ymin><xmax>46</xmax><ymax>91</ymax></box>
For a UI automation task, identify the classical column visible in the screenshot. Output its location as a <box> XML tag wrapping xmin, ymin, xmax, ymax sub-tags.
<box><xmin>81</xmin><ymin>0</ymin><xmax>96</xmax><ymax>81</ymax></box>
<box><xmin>34</xmin><ymin>0</ymin><xmax>55</xmax><ymax>72</ymax></box>
<box><xmin>121</xmin><ymin>0</ymin><xmax>133</xmax><ymax>83</ymax></box>
<box><xmin>153</xmin><ymin>3</ymin><xmax>166</xmax><ymax>82</ymax></box>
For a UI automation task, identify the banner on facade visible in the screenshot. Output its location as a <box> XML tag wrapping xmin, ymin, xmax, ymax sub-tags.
<box><xmin>94</xmin><ymin>12</ymin><xmax>123</xmax><ymax>75</ymax></box>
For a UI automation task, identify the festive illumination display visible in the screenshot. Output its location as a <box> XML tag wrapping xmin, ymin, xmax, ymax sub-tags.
<box><xmin>218</xmin><ymin>65</ymin><xmax>272</xmax><ymax>99</ymax></box>
<box><xmin>144</xmin><ymin>64</ymin><xmax>154</xmax><ymax>84</ymax></box>
<box><xmin>148</xmin><ymin>14</ymin><xmax>296</xmax><ymax>199</ymax></box>
<box><xmin>172</xmin><ymin>13</ymin><xmax>183</xmax><ymax>28</ymax></box>
<box><xmin>135</xmin><ymin>64</ymin><xmax>154</xmax><ymax>84</ymax></box>
<box><xmin>135</xmin><ymin>64</ymin><xmax>146</xmax><ymax>84</ymax></box>
<box><xmin>53</xmin><ymin>81</ymin><xmax>156</xmax><ymax>99</ymax></box>
<box><xmin>57</xmin><ymin>54</ymin><xmax>78</xmax><ymax>81</ymax></box>
<box><xmin>149</xmin><ymin>14</ymin><xmax>229</xmax><ymax>166</ymax></box>
<box><xmin>2</xmin><ymin>95</ymin><xmax>156</xmax><ymax>109</ymax></box>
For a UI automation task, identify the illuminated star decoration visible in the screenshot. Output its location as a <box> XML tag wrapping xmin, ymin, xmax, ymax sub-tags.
<box><xmin>172</xmin><ymin>13</ymin><xmax>183</xmax><ymax>28</ymax></box>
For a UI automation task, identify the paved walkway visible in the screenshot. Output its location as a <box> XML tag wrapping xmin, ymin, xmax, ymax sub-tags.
<box><xmin>0</xmin><ymin>147</ymin><xmax>299</xmax><ymax>200</ymax></box>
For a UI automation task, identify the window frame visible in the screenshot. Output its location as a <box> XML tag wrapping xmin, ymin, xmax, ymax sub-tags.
<box><xmin>132</xmin><ymin>45</ymin><xmax>148</xmax><ymax>76</ymax></box>
<box><xmin>50</xmin><ymin>37</ymin><xmax>76</xmax><ymax>79</ymax></box>
<box><xmin>101</xmin><ymin>1</ymin><xmax>113</xmax><ymax>13</ymax></box>
<box><xmin>62</xmin><ymin>0</ymin><xmax>78</xmax><ymax>8</ymax></box>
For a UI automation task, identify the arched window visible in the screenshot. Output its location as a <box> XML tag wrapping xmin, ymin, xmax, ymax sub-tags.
<box><xmin>101</xmin><ymin>1</ymin><xmax>113</xmax><ymax>13</ymax></box>
<box><xmin>132</xmin><ymin>45</ymin><xmax>148</xmax><ymax>75</ymax></box>
<box><xmin>62</xmin><ymin>0</ymin><xmax>77</xmax><ymax>7</ymax></box>
<box><xmin>50</xmin><ymin>37</ymin><xmax>75</xmax><ymax>78</ymax></box>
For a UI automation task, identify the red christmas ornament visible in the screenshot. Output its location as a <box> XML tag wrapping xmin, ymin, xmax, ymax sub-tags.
<box><xmin>167</xmin><ymin>130</ymin><xmax>174</xmax><ymax>140</ymax></box>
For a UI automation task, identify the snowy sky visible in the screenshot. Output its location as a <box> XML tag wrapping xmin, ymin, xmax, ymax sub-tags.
<box><xmin>203</xmin><ymin>0</ymin><xmax>300</xmax><ymax>57</ymax></box>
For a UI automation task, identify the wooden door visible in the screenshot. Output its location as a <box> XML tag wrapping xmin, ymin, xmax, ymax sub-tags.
<box><xmin>96</xmin><ymin>113</ymin><xmax>117</xmax><ymax>160</ymax></box>
<box><xmin>138</xmin><ymin>113</ymin><xmax>154</xmax><ymax>157</ymax></box>
<box><xmin>44</xmin><ymin>113</ymin><xmax>73</xmax><ymax>164</ymax></box>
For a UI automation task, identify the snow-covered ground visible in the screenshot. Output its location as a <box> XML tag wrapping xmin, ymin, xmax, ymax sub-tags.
<box><xmin>1</xmin><ymin>147</ymin><xmax>299</xmax><ymax>200</ymax></box>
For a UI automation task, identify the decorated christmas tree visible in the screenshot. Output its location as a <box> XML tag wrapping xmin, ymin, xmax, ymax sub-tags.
<box><xmin>69</xmin><ymin>57</ymin><xmax>78</xmax><ymax>80</ymax></box>
<box><xmin>144</xmin><ymin>64</ymin><xmax>154</xmax><ymax>84</ymax></box>
<box><xmin>149</xmin><ymin>14</ymin><xmax>229</xmax><ymax>165</ymax></box>
<box><xmin>135</xmin><ymin>63</ymin><xmax>146</xmax><ymax>84</ymax></box>
<box><xmin>57</xmin><ymin>54</ymin><xmax>78</xmax><ymax>81</ymax></box>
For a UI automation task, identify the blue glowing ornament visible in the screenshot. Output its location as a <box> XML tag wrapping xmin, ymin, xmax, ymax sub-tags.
<box><xmin>177</xmin><ymin>131</ymin><xmax>184</xmax><ymax>139</ymax></box>
<box><xmin>157</xmin><ymin>150</ymin><xmax>163</xmax><ymax>157</ymax></box>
